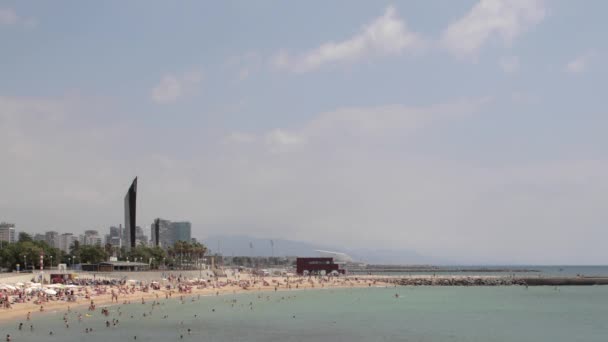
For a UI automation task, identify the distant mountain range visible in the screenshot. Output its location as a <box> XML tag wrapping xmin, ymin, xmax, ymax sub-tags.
<box><xmin>201</xmin><ymin>235</ymin><xmax>443</xmax><ymax>265</ymax></box>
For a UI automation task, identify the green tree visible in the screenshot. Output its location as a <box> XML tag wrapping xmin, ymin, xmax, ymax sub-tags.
<box><xmin>18</xmin><ymin>232</ymin><xmax>33</xmax><ymax>243</ymax></box>
<box><xmin>77</xmin><ymin>245</ymin><xmax>108</xmax><ymax>264</ymax></box>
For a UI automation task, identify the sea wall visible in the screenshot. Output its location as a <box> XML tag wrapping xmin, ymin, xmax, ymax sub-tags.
<box><xmin>390</xmin><ymin>276</ymin><xmax>608</xmax><ymax>286</ymax></box>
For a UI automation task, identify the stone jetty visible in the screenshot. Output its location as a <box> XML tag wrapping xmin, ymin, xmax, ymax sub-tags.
<box><xmin>385</xmin><ymin>276</ymin><xmax>608</xmax><ymax>286</ymax></box>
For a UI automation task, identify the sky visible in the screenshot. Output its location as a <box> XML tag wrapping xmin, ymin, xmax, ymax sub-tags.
<box><xmin>1</xmin><ymin>0</ymin><xmax>607</xmax><ymax>264</ymax></box>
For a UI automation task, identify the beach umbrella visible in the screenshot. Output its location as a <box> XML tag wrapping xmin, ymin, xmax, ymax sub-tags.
<box><xmin>15</xmin><ymin>282</ymin><xmax>24</xmax><ymax>287</ymax></box>
<box><xmin>24</xmin><ymin>288</ymin><xmax>33</xmax><ymax>294</ymax></box>
<box><xmin>44</xmin><ymin>289</ymin><xmax>57</xmax><ymax>295</ymax></box>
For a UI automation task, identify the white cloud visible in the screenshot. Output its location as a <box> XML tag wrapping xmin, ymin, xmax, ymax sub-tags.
<box><xmin>224</xmin><ymin>98</ymin><xmax>490</xmax><ymax>154</ymax></box>
<box><xmin>151</xmin><ymin>69</ymin><xmax>203</xmax><ymax>104</ymax></box>
<box><xmin>273</xmin><ymin>6</ymin><xmax>425</xmax><ymax>72</ymax></box>
<box><xmin>264</xmin><ymin>129</ymin><xmax>305</xmax><ymax>152</ymax></box>
<box><xmin>499</xmin><ymin>55</ymin><xmax>519</xmax><ymax>73</ymax></box>
<box><xmin>565</xmin><ymin>51</ymin><xmax>596</xmax><ymax>74</ymax></box>
<box><xmin>441</xmin><ymin>0</ymin><xmax>545</xmax><ymax>58</ymax></box>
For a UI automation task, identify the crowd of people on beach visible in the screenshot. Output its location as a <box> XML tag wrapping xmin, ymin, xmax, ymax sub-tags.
<box><xmin>0</xmin><ymin>271</ymin><xmax>392</xmax><ymax>342</ymax></box>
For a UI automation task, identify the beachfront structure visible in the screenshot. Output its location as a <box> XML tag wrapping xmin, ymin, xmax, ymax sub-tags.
<box><xmin>296</xmin><ymin>257</ymin><xmax>344</xmax><ymax>275</ymax></box>
<box><xmin>0</xmin><ymin>222</ymin><xmax>16</xmax><ymax>244</ymax></box>
<box><xmin>81</xmin><ymin>261</ymin><xmax>150</xmax><ymax>272</ymax></box>
<box><xmin>124</xmin><ymin>177</ymin><xmax>138</xmax><ymax>249</ymax></box>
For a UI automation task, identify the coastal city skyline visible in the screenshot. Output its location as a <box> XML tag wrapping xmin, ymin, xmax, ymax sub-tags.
<box><xmin>0</xmin><ymin>219</ymin><xmax>193</xmax><ymax>254</ymax></box>
<box><xmin>2</xmin><ymin>1</ymin><xmax>608</xmax><ymax>264</ymax></box>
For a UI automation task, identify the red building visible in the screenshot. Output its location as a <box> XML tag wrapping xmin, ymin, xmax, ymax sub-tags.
<box><xmin>296</xmin><ymin>257</ymin><xmax>344</xmax><ymax>275</ymax></box>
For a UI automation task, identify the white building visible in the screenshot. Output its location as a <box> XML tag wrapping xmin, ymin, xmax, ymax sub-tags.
<box><xmin>0</xmin><ymin>222</ymin><xmax>16</xmax><ymax>244</ymax></box>
<box><xmin>58</xmin><ymin>233</ymin><xmax>77</xmax><ymax>253</ymax></box>
<box><xmin>81</xmin><ymin>230</ymin><xmax>102</xmax><ymax>246</ymax></box>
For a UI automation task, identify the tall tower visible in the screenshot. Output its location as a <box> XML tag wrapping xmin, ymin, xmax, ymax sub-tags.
<box><xmin>153</xmin><ymin>218</ymin><xmax>160</xmax><ymax>247</ymax></box>
<box><xmin>124</xmin><ymin>177</ymin><xmax>138</xmax><ymax>249</ymax></box>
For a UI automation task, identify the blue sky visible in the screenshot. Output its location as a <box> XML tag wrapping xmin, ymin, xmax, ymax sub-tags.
<box><xmin>1</xmin><ymin>1</ymin><xmax>607</xmax><ymax>264</ymax></box>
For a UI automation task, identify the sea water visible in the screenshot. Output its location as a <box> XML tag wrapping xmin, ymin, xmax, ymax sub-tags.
<box><xmin>2</xmin><ymin>286</ymin><xmax>607</xmax><ymax>341</ymax></box>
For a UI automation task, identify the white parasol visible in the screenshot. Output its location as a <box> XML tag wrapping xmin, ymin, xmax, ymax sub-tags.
<box><xmin>44</xmin><ymin>289</ymin><xmax>57</xmax><ymax>295</ymax></box>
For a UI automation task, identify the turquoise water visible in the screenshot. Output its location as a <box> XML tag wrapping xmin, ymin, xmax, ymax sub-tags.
<box><xmin>2</xmin><ymin>286</ymin><xmax>608</xmax><ymax>341</ymax></box>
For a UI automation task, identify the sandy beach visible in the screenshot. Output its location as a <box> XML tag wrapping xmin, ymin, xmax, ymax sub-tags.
<box><xmin>0</xmin><ymin>272</ymin><xmax>393</xmax><ymax>322</ymax></box>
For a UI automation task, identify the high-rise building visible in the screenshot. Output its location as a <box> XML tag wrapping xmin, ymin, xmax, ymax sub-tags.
<box><xmin>58</xmin><ymin>233</ymin><xmax>77</xmax><ymax>253</ymax></box>
<box><xmin>107</xmin><ymin>226</ymin><xmax>121</xmax><ymax>247</ymax></box>
<box><xmin>0</xmin><ymin>222</ymin><xmax>16</xmax><ymax>244</ymax></box>
<box><xmin>135</xmin><ymin>226</ymin><xmax>147</xmax><ymax>246</ymax></box>
<box><xmin>150</xmin><ymin>219</ymin><xmax>190</xmax><ymax>248</ymax></box>
<box><xmin>82</xmin><ymin>230</ymin><xmax>102</xmax><ymax>246</ymax></box>
<box><xmin>44</xmin><ymin>231</ymin><xmax>59</xmax><ymax>248</ymax></box>
<box><xmin>171</xmin><ymin>222</ymin><xmax>191</xmax><ymax>243</ymax></box>
<box><xmin>151</xmin><ymin>218</ymin><xmax>172</xmax><ymax>248</ymax></box>
<box><xmin>151</xmin><ymin>219</ymin><xmax>160</xmax><ymax>247</ymax></box>
<box><xmin>124</xmin><ymin>177</ymin><xmax>137</xmax><ymax>249</ymax></box>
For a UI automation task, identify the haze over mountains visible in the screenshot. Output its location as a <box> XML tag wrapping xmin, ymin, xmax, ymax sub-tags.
<box><xmin>202</xmin><ymin>235</ymin><xmax>442</xmax><ymax>265</ymax></box>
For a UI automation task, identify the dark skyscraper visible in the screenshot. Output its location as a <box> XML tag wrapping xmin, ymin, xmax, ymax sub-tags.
<box><xmin>124</xmin><ymin>177</ymin><xmax>137</xmax><ymax>249</ymax></box>
<box><xmin>153</xmin><ymin>218</ymin><xmax>160</xmax><ymax>247</ymax></box>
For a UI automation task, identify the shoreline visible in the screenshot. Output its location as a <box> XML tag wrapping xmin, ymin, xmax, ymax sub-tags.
<box><xmin>0</xmin><ymin>276</ymin><xmax>392</xmax><ymax>322</ymax></box>
<box><xmin>3</xmin><ymin>273</ymin><xmax>608</xmax><ymax>323</ymax></box>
